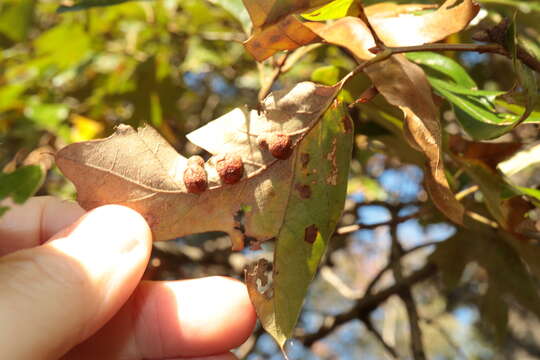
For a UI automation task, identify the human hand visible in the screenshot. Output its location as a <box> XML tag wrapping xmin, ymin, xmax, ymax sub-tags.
<box><xmin>0</xmin><ymin>196</ymin><xmax>256</xmax><ymax>360</ymax></box>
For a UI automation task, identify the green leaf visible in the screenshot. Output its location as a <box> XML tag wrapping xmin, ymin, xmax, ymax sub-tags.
<box><xmin>57</xmin><ymin>0</ymin><xmax>143</xmax><ymax>13</ymax></box>
<box><xmin>301</xmin><ymin>0</ymin><xmax>357</xmax><ymax>21</ymax></box>
<box><xmin>246</xmin><ymin>102</ymin><xmax>353</xmax><ymax>349</ymax></box>
<box><xmin>407</xmin><ymin>51</ymin><xmax>539</xmax><ymax>139</ymax></box>
<box><xmin>311</xmin><ymin>65</ymin><xmax>353</xmax><ymax>102</ymax></box>
<box><xmin>24</xmin><ymin>102</ymin><xmax>69</xmax><ymax>132</ymax></box>
<box><xmin>0</xmin><ymin>0</ymin><xmax>35</xmax><ymax>42</ymax></box>
<box><xmin>429</xmin><ymin>78</ymin><xmax>539</xmax><ymax>140</ymax></box>
<box><xmin>0</xmin><ymin>166</ymin><xmax>44</xmax><ymax>204</ymax></box>
<box><xmin>405</xmin><ymin>52</ymin><xmax>476</xmax><ymax>88</ymax></box>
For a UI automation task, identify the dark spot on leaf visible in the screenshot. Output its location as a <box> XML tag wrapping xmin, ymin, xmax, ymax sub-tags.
<box><xmin>295</xmin><ymin>183</ymin><xmax>311</xmax><ymax>199</ymax></box>
<box><xmin>342</xmin><ymin>115</ymin><xmax>352</xmax><ymax>133</ymax></box>
<box><xmin>304</xmin><ymin>224</ymin><xmax>318</xmax><ymax>244</ymax></box>
<box><xmin>270</xmin><ymin>34</ymin><xmax>282</xmax><ymax>43</ymax></box>
<box><xmin>300</xmin><ymin>153</ymin><xmax>310</xmax><ymax>168</ymax></box>
<box><xmin>252</xmin><ymin>41</ymin><xmax>261</xmax><ymax>48</ymax></box>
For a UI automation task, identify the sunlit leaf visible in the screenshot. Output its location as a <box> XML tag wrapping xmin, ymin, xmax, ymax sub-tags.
<box><xmin>301</xmin><ymin>0</ymin><xmax>358</xmax><ymax>21</ymax></box>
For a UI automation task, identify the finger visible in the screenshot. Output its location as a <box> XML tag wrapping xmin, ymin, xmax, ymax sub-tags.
<box><xmin>0</xmin><ymin>205</ymin><xmax>152</xmax><ymax>360</ymax></box>
<box><xmin>172</xmin><ymin>353</ymin><xmax>238</xmax><ymax>360</ymax></box>
<box><xmin>0</xmin><ymin>196</ymin><xmax>85</xmax><ymax>256</ymax></box>
<box><xmin>64</xmin><ymin>277</ymin><xmax>256</xmax><ymax>360</ymax></box>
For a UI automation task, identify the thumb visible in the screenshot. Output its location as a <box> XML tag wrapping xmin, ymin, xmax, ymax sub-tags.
<box><xmin>0</xmin><ymin>205</ymin><xmax>152</xmax><ymax>360</ymax></box>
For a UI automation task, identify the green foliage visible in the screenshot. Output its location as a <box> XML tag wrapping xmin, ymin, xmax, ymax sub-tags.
<box><xmin>0</xmin><ymin>165</ymin><xmax>44</xmax><ymax>215</ymax></box>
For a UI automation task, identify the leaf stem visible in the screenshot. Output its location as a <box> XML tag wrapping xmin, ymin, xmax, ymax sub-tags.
<box><xmin>380</xmin><ymin>43</ymin><xmax>506</xmax><ymax>56</ymax></box>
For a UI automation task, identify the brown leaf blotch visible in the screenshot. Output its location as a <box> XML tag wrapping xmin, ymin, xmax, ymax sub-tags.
<box><xmin>183</xmin><ymin>164</ymin><xmax>208</xmax><ymax>194</ymax></box>
<box><xmin>295</xmin><ymin>183</ymin><xmax>312</xmax><ymax>199</ymax></box>
<box><xmin>216</xmin><ymin>153</ymin><xmax>244</xmax><ymax>184</ymax></box>
<box><xmin>342</xmin><ymin>115</ymin><xmax>352</xmax><ymax>133</ymax></box>
<box><xmin>304</xmin><ymin>224</ymin><xmax>318</xmax><ymax>244</ymax></box>
<box><xmin>300</xmin><ymin>153</ymin><xmax>310</xmax><ymax>168</ymax></box>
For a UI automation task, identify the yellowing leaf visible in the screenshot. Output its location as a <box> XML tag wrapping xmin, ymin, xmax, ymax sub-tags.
<box><xmin>70</xmin><ymin>114</ymin><xmax>105</xmax><ymax>142</ymax></box>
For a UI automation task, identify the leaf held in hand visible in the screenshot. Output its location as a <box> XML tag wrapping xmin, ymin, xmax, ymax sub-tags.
<box><xmin>56</xmin><ymin>82</ymin><xmax>342</xmax><ymax>250</ymax></box>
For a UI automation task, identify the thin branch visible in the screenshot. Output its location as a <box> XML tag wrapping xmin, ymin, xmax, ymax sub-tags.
<box><xmin>389</xmin><ymin>210</ymin><xmax>426</xmax><ymax>360</ymax></box>
<box><xmin>362</xmin><ymin>316</ymin><xmax>399</xmax><ymax>359</ymax></box>
<box><xmin>300</xmin><ymin>262</ymin><xmax>437</xmax><ymax>347</ymax></box>
<box><xmin>258</xmin><ymin>52</ymin><xmax>291</xmax><ymax>101</ymax></box>
<box><xmin>422</xmin><ymin>317</ymin><xmax>468</xmax><ymax>359</ymax></box>
<box><xmin>320</xmin><ymin>266</ymin><xmax>363</xmax><ymax>299</ymax></box>
<box><xmin>378</xmin><ymin>43</ymin><xmax>506</xmax><ymax>56</ymax></box>
<box><xmin>364</xmin><ymin>241</ymin><xmax>440</xmax><ymax>296</ymax></box>
<box><xmin>455</xmin><ymin>185</ymin><xmax>479</xmax><ymax>201</ymax></box>
<box><xmin>336</xmin><ymin>211</ymin><xmax>421</xmax><ymax>235</ymax></box>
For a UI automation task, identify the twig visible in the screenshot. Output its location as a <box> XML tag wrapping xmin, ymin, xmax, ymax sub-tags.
<box><xmin>258</xmin><ymin>52</ymin><xmax>291</xmax><ymax>101</ymax></box>
<box><xmin>336</xmin><ymin>211</ymin><xmax>421</xmax><ymax>235</ymax></box>
<box><xmin>258</xmin><ymin>44</ymin><xmax>321</xmax><ymax>102</ymax></box>
<box><xmin>388</xmin><ymin>210</ymin><xmax>426</xmax><ymax>360</ymax></box>
<box><xmin>320</xmin><ymin>266</ymin><xmax>363</xmax><ymax>299</ymax></box>
<box><xmin>422</xmin><ymin>317</ymin><xmax>468</xmax><ymax>359</ymax></box>
<box><xmin>301</xmin><ymin>262</ymin><xmax>437</xmax><ymax>346</ymax></box>
<box><xmin>374</xmin><ymin>43</ymin><xmax>506</xmax><ymax>56</ymax></box>
<box><xmin>364</xmin><ymin>241</ymin><xmax>440</xmax><ymax>296</ymax></box>
<box><xmin>358</xmin><ymin>3</ymin><xmax>385</xmax><ymax>48</ymax></box>
<box><xmin>455</xmin><ymin>185</ymin><xmax>479</xmax><ymax>201</ymax></box>
<box><xmin>362</xmin><ymin>316</ymin><xmax>399</xmax><ymax>359</ymax></box>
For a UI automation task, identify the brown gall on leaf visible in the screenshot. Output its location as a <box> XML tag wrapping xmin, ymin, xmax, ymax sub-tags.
<box><xmin>215</xmin><ymin>153</ymin><xmax>244</xmax><ymax>184</ymax></box>
<box><xmin>258</xmin><ymin>133</ymin><xmax>293</xmax><ymax>160</ymax></box>
<box><xmin>183</xmin><ymin>164</ymin><xmax>208</xmax><ymax>194</ymax></box>
<box><xmin>304</xmin><ymin>224</ymin><xmax>318</xmax><ymax>244</ymax></box>
<box><xmin>295</xmin><ymin>183</ymin><xmax>312</xmax><ymax>199</ymax></box>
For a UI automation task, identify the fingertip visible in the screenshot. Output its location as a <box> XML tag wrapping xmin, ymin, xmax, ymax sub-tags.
<box><xmin>132</xmin><ymin>277</ymin><xmax>256</xmax><ymax>358</ymax></box>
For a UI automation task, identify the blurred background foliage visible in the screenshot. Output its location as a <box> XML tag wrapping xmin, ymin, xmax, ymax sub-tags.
<box><xmin>1</xmin><ymin>0</ymin><xmax>540</xmax><ymax>359</ymax></box>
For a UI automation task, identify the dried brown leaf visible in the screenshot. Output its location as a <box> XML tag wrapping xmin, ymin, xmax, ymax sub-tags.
<box><xmin>244</xmin><ymin>15</ymin><xmax>320</xmax><ymax>62</ymax></box>
<box><xmin>242</xmin><ymin>0</ymin><xmax>332</xmax><ymax>29</ymax></box>
<box><xmin>365</xmin><ymin>55</ymin><xmax>464</xmax><ymax>224</ymax></box>
<box><xmin>243</xmin><ymin>0</ymin><xmax>479</xmax><ymax>61</ymax></box>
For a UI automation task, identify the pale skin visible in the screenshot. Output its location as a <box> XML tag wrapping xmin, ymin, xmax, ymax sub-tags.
<box><xmin>0</xmin><ymin>196</ymin><xmax>257</xmax><ymax>360</ymax></box>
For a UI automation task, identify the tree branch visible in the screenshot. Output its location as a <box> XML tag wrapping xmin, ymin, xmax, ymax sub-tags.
<box><xmin>388</xmin><ymin>209</ymin><xmax>426</xmax><ymax>360</ymax></box>
<box><xmin>300</xmin><ymin>262</ymin><xmax>438</xmax><ymax>347</ymax></box>
<box><xmin>362</xmin><ymin>316</ymin><xmax>399</xmax><ymax>359</ymax></box>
